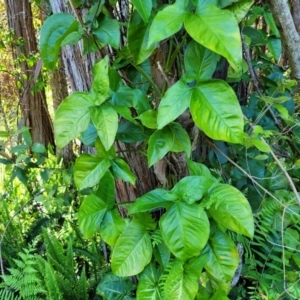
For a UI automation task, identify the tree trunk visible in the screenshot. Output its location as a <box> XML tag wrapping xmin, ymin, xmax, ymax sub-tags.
<box><xmin>4</xmin><ymin>0</ymin><xmax>54</xmax><ymax>146</ymax></box>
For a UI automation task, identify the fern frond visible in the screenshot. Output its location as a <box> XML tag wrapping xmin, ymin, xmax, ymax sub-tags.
<box><xmin>0</xmin><ymin>288</ymin><xmax>21</xmax><ymax>300</ymax></box>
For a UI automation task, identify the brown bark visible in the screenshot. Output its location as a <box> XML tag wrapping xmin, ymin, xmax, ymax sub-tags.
<box><xmin>4</xmin><ymin>0</ymin><xmax>54</xmax><ymax>146</ymax></box>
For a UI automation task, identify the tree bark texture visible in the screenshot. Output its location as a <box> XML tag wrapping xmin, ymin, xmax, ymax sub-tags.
<box><xmin>4</xmin><ymin>0</ymin><xmax>54</xmax><ymax>146</ymax></box>
<box><xmin>266</xmin><ymin>0</ymin><xmax>300</xmax><ymax>83</ymax></box>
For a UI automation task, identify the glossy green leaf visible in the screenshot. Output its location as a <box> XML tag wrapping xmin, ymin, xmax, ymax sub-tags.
<box><xmin>137</xmin><ymin>263</ymin><xmax>163</xmax><ymax>300</ymax></box>
<box><xmin>90</xmin><ymin>104</ymin><xmax>118</xmax><ymax>151</ymax></box>
<box><xmin>54</xmin><ymin>92</ymin><xmax>94</xmax><ymax>148</ymax></box>
<box><xmin>184</xmin><ymin>40</ymin><xmax>218</xmax><ymax>80</ymax></box>
<box><xmin>80</xmin><ymin>123</ymin><xmax>98</xmax><ymax>146</ymax></box>
<box><xmin>129</xmin><ymin>189</ymin><xmax>173</xmax><ymax>214</ymax></box>
<box><xmin>160</xmin><ymin>202</ymin><xmax>209</xmax><ymax>260</ymax></box>
<box><xmin>74</xmin><ymin>154</ymin><xmax>111</xmax><ymax>190</ymax></box>
<box><xmin>154</xmin><ymin>240</ymin><xmax>171</xmax><ymax>267</ymax></box>
<box><xmin>157</xmin><ymin>79</ymin><xmax>192</xmax><ymax>129</ymax></box>
<box><xmin>184</xmin><ymin>6</ymin><xmax>242</xmax><ymax>71</ymax></box>
<box><xmin>263</xmin><ymin>11</ymin><xmax>280</xmax><ymax>37</ymax></box>
<box><xmin>111</xmin><ymin>157</ymin><xmax>136</xmax><ymax>185</ymax></box>
<box><xmin>128</xmin><ymin>11</ymin><xmax>158</xmax><ymax>64</ymax></box>
<box><xmin>187</xmin><ymin>159</ymin><xmax>215</xmax><ymax>180</ymax></box>
<box><xmin>203</xmin><ymin>228</ymin><xmax>239</xmax><ymax>282</ymax></box>
<box><xmin>31</xmin><ymin>143</ymin><xmax>46</xmax><ymax>153</ymax></box>
<box><xmin>78</xmin><ymin>193</ymin><xmax>107</xmax><ymax>238</ymax></box>
<box><xmin>137</xmin><ymin>110</ymin><xmax>158</xmax><ymax>129</ymax></box>
<box><xmin>164</xmin><ymin>259</ymin><xmax>199</xmax><ymax>300</ymax></box>
<box><xmin>208</xmin><ymin>184</ymin><xmax>254</xmax><ymax>238</ymax></box>
<box><xmin>170</xmin><ymin>176</ymin><xmax>214</xmax><ymax>204</ymax></box>
<box><xmin>91</xmin><ymin>56</ymin><xmax>109</xmax><ymax>105</ymax></box>
<box><xmin>40</xmin><ymin>13</ymin><xmax>79</xmax><ymax>69</ymax></box>
<box><xmin>228</xmin><ymin>0</ymin><xmax>254</xmax><ymax>23</ymax></box>
<box><xmin>190</xmin><ymin>80</ymin><xmax>244</xmax><ymax>144</ymax></box>
<box><xmin>148</xmin><ymin>2</ymin><xmax>186</xmax><ymax>45</ymax></box>
<box><xmin>131</xmin><ymin>0</ymin><xmax>152</xmax><ymax>23</ymax></box>
<box><xmin>95</xmin><ymin>137</ymin><xmax>116</xmax><ymax>158</ymax></box>
<box><xmin>96</xmin><ymin>171</ymin><xmax>115</xmax><ymax>209</ymax></box>
<box><xmin>97</xmin><ymin>273</ymin><xmax>135</xmax><ymax>300</ymax></box>
<box><xmin>117</xmin><ymin>122</ymin><xmax>151</xmax><ymax>143</ymax></box>
<box><xmin>112</xmin><ymin>219</ymin><xmax>152</xmax><ymax>276</ymax></box>
<box><xmin>147</xmin><ymin>127</ymin><xmax>174</xmax><ymax>167</ymax></box>
<box><xmin>169</xmin><ymin>123</ymin><xmax>191</xmax><ymax>156</ymax></box>
<box><xmin>267</xmin><ymin>37</ymin><xmax>282</xmax><ymax>61</ymax></box>
<box><xmin>113</xmin><ymin>106</ymin><xmax>138</xmax><ymax>124</ymax></box>
<box><xmin>100</xmin><ymin>209</ymin><xmax>126</xmax><ymax>246</ymax></box>
<box><xmin>92</xmin><ymin>16</ymin><xmax>120</xmax><ymax>49</ymax></box>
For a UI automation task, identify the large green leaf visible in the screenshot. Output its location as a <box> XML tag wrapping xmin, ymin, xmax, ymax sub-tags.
<box><xmin>100</xmin><ymin>209</ymin><xmax>126</xmax><ymax>246</ymax></box>
<box><xmin>170</xmin><ymin>176</ymin><xmax>214</xmax><ymax>204</ymax></box>
<box><xmin>184</xmin><ymin>40</ymin><xmax>218</xmax><ymax>80</ymax></box>
<box><xmin>184</xmin><ymin>6</ymin><xmax>242</xmax><ymax>71</ymax></box>
<box><xmin>190</xmin><ymin>80</ymin><xmax>244</xmax><ymax>143</ymax></box>
<box><xmin>164</xmin><ymin>259</ymin><xmax>199</xmax><ymax>300</ymax></box>
<box><xmin>228</xmin><ymin>0</ymin><xmax>254</xmax><ymax>23</ymax></box>
<box><xmin>136</xmin><ymin>263</ymin><xmax>163</xmax><ymax>300</ymax></box>
<box><xmin>128</xmin><ymin>189</ymin><xmax>173</xmax><ymax>214</ymax></box>
<box><xmin>39</xmin><ymin>13</ymin><xmax>79</xmax><ymax>69</ymax></box>
<box><xmin>148</xmin><ymin>2</ymin><xmax>186</xmax><ymax>45</ymax></box>
<box><xmin>147</xmin><ymin>127</ymin><xmax>175</xmax><ymax>167</ymax></box>
<box><xmin>74</xmin><ymin>154</ymin><xmax>111</xmax><ymax>190</ymax></box>
<box><xmin>111</xmin><ymin>157</ymin><xmax>136</xmax><ymax>185</ymax></box>
<box><xmin>90</xmin><ymin>104</ymin><xmax>118</xmax><ymax>151</ymax></box>
<box><xmin>208</xmin><ymin>184</ymin><xmax>254</xmax><ymax>238</ymax></box>
<box><xmin>91</xmin><ymin>56</ymin><xmax>109</xmax><ymax>105</ymax></box>
<box><xmin>95</xmin><ymin>171</ymin><xmax>115</xmax><ymax>209</ymax></box>
<box><xmin>127</xmin><ymin>11</ymin><xmax>158</xmax><ymax>64</ymax></box>
<box><xmin>157</xmin><ymin>79</ymin><xmax>192</xmax><ymax>129</ymax></box>
<box><xmin>169</xmin><ymin>123</ymin><xmax>191</xmax><ymax>156</ymax></box>
<box><xmin>54</xmin><ymin>92</ymin><xmax>94</xmax><ymax>148</ymax></box>
<box><xmin>160</xmin><ymin>202</ymin><xmax>210</xmax><ymax>260</ymax></box>
<box><xmin>111</xmin><ymin>219</ymin><xmax>152</xmax><ymax>276</ymax></box>
<box><xmin>203</xmin><ymin>227</ymin><xmax>239</xmax><ymax>282</ymax></box>
<box><xmin>131</xmin><ymin>0</ymin><xmax>152</xmax><ymax>23</ymax></box>
<box><xmin>92</xmin><ymin>16</ymin><xmax>120</xmax><ymax>49</ymax></box>
<box><xmin>78</xmin><ymin>193</ymin><xmax>107</xmax><ymax>238</ymax></box>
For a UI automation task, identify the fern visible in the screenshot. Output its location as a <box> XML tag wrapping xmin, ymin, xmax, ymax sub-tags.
<box><xmin>0</xmin><ymin>287</ymin><xmax>21</xmax><ymax>300</ymax></box>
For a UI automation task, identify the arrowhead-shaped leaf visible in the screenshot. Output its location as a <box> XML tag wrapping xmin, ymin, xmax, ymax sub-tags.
<box><xmin>160</xmin><ymin>202</ymin><xmax>210</xmax><ymax>260</ymax></box>
<box><xmin>95</xmin><ymin>171</ymin><xmax>115</xmax><ymax>209</ymax></box>
<box><xmin>208</xmin><ymin>184</ymin><xmax>254</xmax><ymax>238</ymax></box>
<box><xmin>169</xmin><ymin>123</ymin><xmax>191</xmax><ymax>156</ymax></box>
<box><xmin>90</xmin><ymin>104</ymin><xmax>118</xmax><ymax>151</ymax></box>
<box><xmin>78</xmin><ymin>193</ymin><xmax>107</xmax><ymax>238</ymax></box>
<box><xmin>157</xmin><ymin>79</ymin><xmax>192</xmax><ymax>129</ymax></box>
<box><xmin>40</xmin><ymin>13</ymin><xmax>80</xmax><ymax>69</ymax></box>
<box><xmin>190</xmin><ymin>80</ymin><xmax>244</xmax><ymax>143</ymax></box>
<box><xmin>111</xmin><ymin>157</ymin><xmax>136</xmax><ymax>185</ymax></box>
<box><xmin>54</xmin><ymin>92</ymin><xmax>94</xmax><ymax>148</ymax></box>
<box><xmin>131</xmin><ymin>0</ymin><xmax>152</xmax><ymax>23</ymax></box>
<box><xmin>74</xmin><ymin>154</ymin><xmax>111</xmax><ymax>190</ymax></box>
<box><xmin>184</xmin><ymin>6</ymin><xmax>242</xmax><ymax>71</ymax></box>
<box><xmin>112</xmin><ymin>219</ymin><xmax>152</xmax><ymax>276</ymax></box>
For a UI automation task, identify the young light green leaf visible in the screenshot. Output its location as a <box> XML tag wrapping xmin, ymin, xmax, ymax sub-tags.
<box><xmin>91</xmin><ymin>56</ymin><xmax>109</xmax><ymax>105</ymax></box>
<box><xmin>100</xmin><ymin>209</ymin><xmax>126</xmax><ymax>246</ymax></box>
<box><xmin>184</xmin><ymin>6</ymin><xmax>242</xmax><ymax>71</ymax></box>
<box><xmin>90</xmin><ymin>104</ymin><xmax>118</xmax><ymax>151</ymax></box>
<box><xmin>208</xmin><ymin>184</ymin><xmax>254</xmax><ymax>238</ymax></box>
<box><xmin>170</xmin><ymin>176</ymin><xmax>214</xmax><ymax>204</ymax></box>
<box><xmin>40</xmin><ymin>13</ymin><xmax>79</xmax><ymax>69</ymax></box>
<box><xmin>148</xmin><ymin>2</ymin><xmax>186</xmax><ymax>45</ymax></box>
<box><xmin>78</xmin><ymin>193</ymin><xmax>107</xmax><ymax>238</ymax></box>
<box><xmin>164</xmin><ymin>259</ymin><xmax>199</xmax><ymax>300</ymax></box>
<box><xmin>111</xmin><ymin>157</ymin><xmax>136</xmax><ymax>185</ymax></box>
<box><xmin>54</xmin><ymin>92</ymin><xmax>94</xmax><ymax>148</ymax></box>
<box><xmin>184</xmin><ymin>40</ymin><xmax>218</xmax><ymax>80</ymax></box>
<box><xmin>74</xmin><ymin>154</ymin><xmax>111</xmax><ymax>190</ymax></box>
<box><xmin>147</xmin><ymin>127</ymin><xmax>174</xmax><ymax>167</ymax></box>
<box><xmin>128</xmin><ymin>11</ymin><xmax>158</xmax><ymax>64</ymax></box>
<box><xmin>96</xmin><ymin>171</ymin><xmax>115</xmax><ymax>209</ymax></box>
<box><xmin>190</xmin><ymin>80</ymin><xmax>244</xmax><ymax>144</ymax></box>
<box><xmin>157</xmin><ymin>79</ymin><xmax>193</xmax><ymax>129</ymax></box>
<box><xmin>128</xmin><ymin>189</ymin><xmax>173</xmax><ymax>214</ymax></box>
<box><xmin>187</xmin><ymin>159</ymin><xmax>215</xmax><ymax>180</ymax></box>
<box><xmin>92</xmin><ymin>16</ymin><xmax>120</xmax><ymax>49</ymax></box>
<box><xmin>137</xmin><ymin>263</ymin><xmax>163</xmax><ymax>300</ymax></box>
<box><xmin>95</xmin><ymin>137</ymin><xmax>116</xmax><ymax>158</ymax></box>
<box><xmin>131</xmin><ymin>0</ymin><xmax>152</xmax><ymax>23</ymax></box>
<box><xmin>228</xmin><ymin>0</ymin><xmax>254</xmax><ymax>23</ymax></box>
<box><xmin>137</xmin><ymin>110</ymin><xmax>158</xmax><ymax>129</ymax></box>
<box><xmin>203</xmin><ymin>228</ymin><xmax>239</xmax><ymax>282</ymax></box>
<box><xmin>111</xmin><ymin>219</ymin><xmax>152</xmax><ymax>276</ymax></box>
<box><xmin>160</xmin><ymin>202</ymin><xmax>210</xmax><ymax>260</ymax></box>
<box><xmin>169</xmin><ymin>122</ymin><xmax>191</xmax><ymax>156</ymax></box>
